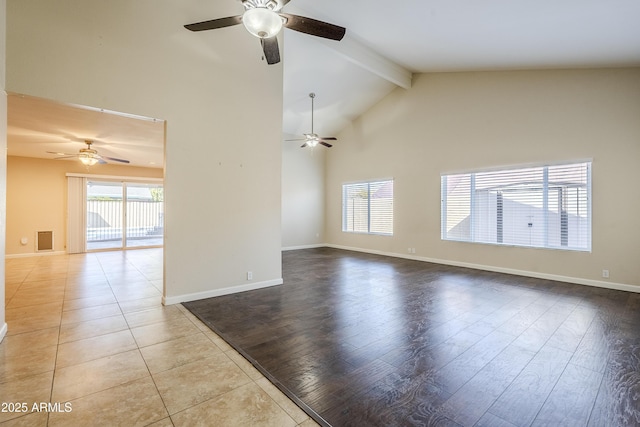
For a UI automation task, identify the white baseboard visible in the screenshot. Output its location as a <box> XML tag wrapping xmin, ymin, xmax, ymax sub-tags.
<box><xmin>325</xmin><ymin>244</ymin><xmax>639</xmax><ymax>294</ymax></box>
<box><xmin>5</xmin><ymin>251</ymin><xmax>67</xmax><ymax>259</ymax></box>
<box><xmin>163</xmin><ymin>278</ymin><xmax>284</xmax><ymax>305</ymax></box>
<box><xmin>282</xmin><ymin>244</ymin><xmax>326</xmax><ymax>251</ymax></box>
<box><xmin>0</xmin><ymin>323</ymin><xmax>7</xmax><ymax>343</ymax></box>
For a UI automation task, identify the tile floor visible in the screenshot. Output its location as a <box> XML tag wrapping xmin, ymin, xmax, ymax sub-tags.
<box><xmin>1</xmin><ymin>249</ymin><xmax>319</xmax><ymax>427</ymax></box>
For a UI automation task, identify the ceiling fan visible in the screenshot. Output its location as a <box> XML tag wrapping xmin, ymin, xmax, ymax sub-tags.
<box><xmin>287</xmin><ymin>93</ymin><xmax>337</xmax><ymax>148</ymax></box>
<box><xmin>47</xmin><ymin>140</ymin><xmax>130</xmax><ymax>166</ymax></box>
<box><xmin>184</xmin><ymin>0</ymin><xmax>346</xmax><ymax>65</ymax></box>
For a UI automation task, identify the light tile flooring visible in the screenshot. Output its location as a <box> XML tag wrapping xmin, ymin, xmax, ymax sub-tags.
<box><xmin>1</xmin><ymin>249</ymin><xmax>319</xmax><ymax>427</ymax></box>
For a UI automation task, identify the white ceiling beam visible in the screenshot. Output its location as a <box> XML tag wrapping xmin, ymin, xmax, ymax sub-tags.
<box><xmin>315</xmin><ymin>35</ymin><xmax>413</xmax><ymax>90</ymax></box>
<box><xmin>283</xmin><ymin>4</ymin><xmax>412</xmax><ymax>89</ymax></box>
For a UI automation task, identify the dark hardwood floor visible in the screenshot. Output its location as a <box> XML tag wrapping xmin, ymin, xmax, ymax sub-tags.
<box><xmin>183</xmin><ymin>248</ymin><xmax>640</xmax><ymax>427</ymax></box>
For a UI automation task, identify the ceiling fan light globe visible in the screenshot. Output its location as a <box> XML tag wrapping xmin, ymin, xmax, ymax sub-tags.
<box><xmin>243</xmin><ymin>7</ymin><xmax>283</xmax><ymax>38</ymax></box>
<box><xmin>80</xmin><ymin>155</ymin><xmax>98</xmax><ymax>166</ymax></box>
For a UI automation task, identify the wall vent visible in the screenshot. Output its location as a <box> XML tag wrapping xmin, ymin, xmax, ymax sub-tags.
<box><xmin>36</xmin><ymin>231</ymin><xmax>54</xmax><ymax>252</ymax></box>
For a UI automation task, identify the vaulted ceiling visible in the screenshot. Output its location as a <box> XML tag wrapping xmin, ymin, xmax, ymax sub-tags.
<box><xmin>7</xmin><ymin>0</ymin><xmax>640</xmax><ymax>167</ymax></box>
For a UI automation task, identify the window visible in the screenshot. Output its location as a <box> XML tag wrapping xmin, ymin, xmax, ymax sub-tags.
<box><xmin>441</xmin><ymin>162</ymin><xmax>591</xmax><ymax>251</ymax></box>
<box><xmin>343</xmin><ymin>180</ymin><xmax>394</xmax><ymax>235</ymax></box>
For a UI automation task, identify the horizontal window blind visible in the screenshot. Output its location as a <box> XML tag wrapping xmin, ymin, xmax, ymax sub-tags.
<box><xmin>343</xmin><ymin>180</ymin><xmax>394</xmax><ymax>235</ymax></box>
<box><xmin>441</xmin><ymin>162</ymin><xmax>591</xmax><ymax>251</ymax></box>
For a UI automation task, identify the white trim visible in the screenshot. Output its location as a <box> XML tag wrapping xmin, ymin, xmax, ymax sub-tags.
<box><xmin>325</xmin><ymin>244</ymin><xmax>640</xmax><ymax>294</ymax></box>
<box><xmin>441</xmin><ymin>158</ymin><xmax>594</xmax><ymax>176</ymax></box>
<box><xmin>8</xmin><ymin>92</ymin><xmax>164</xmax><ymax>123</ymax></box>
<box><xmin>341</xmin><ymin>177</ymin><xmax>395</xmax><ymax>186</ymax></box>
<box><xmin>6</xmin><ymin>250</ymin><xmax>67</xmax><ymax>259</ymax></box>
<box><xmin>66</xmin><ymin>173</ymin><xmax>163</xmax><ymax>183</ymax></box>
<box><xmin>162</xmin><ymin>278</ymin><xmax>283</xmax><ymax>305</ymax></box>
<box><xmin>282</xmin><ymin>244</ymin><xmax>326</xmax><ymax>251</ymax></box>
<box><xmin>0</xmin><ymin>323</ymin><xmax>7</xmax><ymax>343</ymax></box>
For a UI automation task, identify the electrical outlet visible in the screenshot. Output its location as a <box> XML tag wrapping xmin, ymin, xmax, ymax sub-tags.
<box><xmin>247</xmin><ymin>271</ymin><xmax>253</xmax><ymax>281</ymax></box>
<box><xmin>602</xmin><ymin>269</ymin><xmax>609</xmax><ymax>279</ymax></box>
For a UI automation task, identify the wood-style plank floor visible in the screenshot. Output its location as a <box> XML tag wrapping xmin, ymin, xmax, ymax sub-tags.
<box><xmin>183</xmin><ymin>248</ymin><xmax>640</xmax><ymax>427</ymax></box>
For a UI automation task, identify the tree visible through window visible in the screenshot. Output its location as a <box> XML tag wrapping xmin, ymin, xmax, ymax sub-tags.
<box><xmin>343</xmin><ymin>180</ymin><xmax>394</xmax><ymax>235</ymax></box>
<box><xmin>441</xmin><ymin>162</ymin><xmax>591</xmax><ymax>251</ymax></box>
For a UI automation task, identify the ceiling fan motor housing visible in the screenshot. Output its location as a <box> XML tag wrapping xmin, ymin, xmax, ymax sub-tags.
<box><xmin>243</xmin><ymin>0</ymin><xmax>280</xmax><ymax>11</ymax></box>
<box><xmin>80</xmin><ymin>148</ymin><xmax>98</xmax><ymax>156</ymax></box>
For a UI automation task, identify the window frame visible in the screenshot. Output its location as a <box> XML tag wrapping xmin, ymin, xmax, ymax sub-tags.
<box><xmin>342</xmin><ymin>179</ymin><xmax>394</xmax><ymax>236</ymax></box>
<box><xmin>441</xmin><ymin>161</ymin><xmax>592</xmax><ymax>252</ymax></box>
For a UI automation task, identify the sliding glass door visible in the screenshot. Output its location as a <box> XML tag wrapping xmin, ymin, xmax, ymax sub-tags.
<box><xmin>87</xmin><ymin>181</ymin><xmax>123</xmax><ymax>250</ymax></box>
<box><xmin>125</xmin><ymin>183</ymin><xmax>164</xmax><ymax>248</ymax></box>
<box><xmin>86</xmin><ymin>180</ymin><xmax>163</xmax><ymax>251</ymax></box>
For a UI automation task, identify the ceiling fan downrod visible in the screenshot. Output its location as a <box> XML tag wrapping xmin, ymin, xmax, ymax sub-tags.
<box><xmin>283</xmin><ymin>92</ymin><xmax>336</xmax><ymax>148</ymax></box>
<box><xmin>309</xmin><ymin>92</ymin><xmax>315</xmax><ymax>134</ymax></box>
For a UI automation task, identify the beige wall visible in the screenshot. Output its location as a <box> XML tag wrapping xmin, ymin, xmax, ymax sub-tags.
<box><xmin>7</xmin><ymin>0</ymin><xmax>283</xmax><ymax>303</ymax></box>
<box><xmin>1</xmin><ymin>0</ymin><xmax>7</xmax><ymax>340</ymax></box>
<box><xmin>326</xmin><ymin>68</ymin><xmax>640</xmax><ymax>288</ymax></box>
<box><xmin>6</xmin><ymin>156</ymin><xmax>162</xmax><ymax>256</ymax></box>
<box><xmin>281</xmin><ymin>136</ymin><xmax>325</xmax><ymax>248</ymax></box>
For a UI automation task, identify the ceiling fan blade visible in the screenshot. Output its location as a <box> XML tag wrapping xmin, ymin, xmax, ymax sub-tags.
<box><xmin>260</xmin><ymin>37</ymin><xmax>281</xmax><ymax>65</ymax></box>
<box><xmin>280</xmin><ymin>14</ymin><xmax>346</xmax><ymax>41</ymax></box>
<box><xmin>101</xmin><ymin>156</ymin><xmax>130</xmax><ymax>164</ymax></box>
<box><xmin>320</xmin><ymin>141</ymin><xmax>333</xmax><ymax>148</ymax></box>
<box><xmin>285</xmin><ymin>138</ymin><xmax>307</xmax><ymax>142</ymax></box>
<box><xmin>184</xmin><ymin>15</ymin><xmax>243</xmax><ymax>32</ymax></box>
<box><xmin>320</xmin><ymin>137</ymin><xmax>337</xmax><ymax>141</ymax></box>
<box><xmin>47</xmin><ymin>151</ymin><xmax>75</xmax><ymax>156</ymax></box>
<box><xmin>301</xmin><ymin>143</ymin><xmax>308</xmax><ymax>148</ymax></box>
<box><xmin>54</xmin><ymin>155</ymin><xmax>80</xmax><ymax>160</ymax></box>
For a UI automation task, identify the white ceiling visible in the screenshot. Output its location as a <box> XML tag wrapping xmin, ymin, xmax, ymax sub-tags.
<box><xmin>296</xmin><ymin>0</ymin><xmax>640</xmax><ymax>72</ymax></box>
<box><xmin>7</xmin><ymin>94</ymin><xmax>165</xmax><ymax>168</ymax></box>
<box><xmin>283</xmin><ymin>0</ymin><xmax>640</xmax><ymax>137</ymax></box>
<box><xmin>7</xmin><ymin>0</ymin><xmax>640</xmax><ymax>164</ymax></box>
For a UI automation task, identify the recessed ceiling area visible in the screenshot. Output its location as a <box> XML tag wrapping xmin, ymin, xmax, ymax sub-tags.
<box><xmin>7</xmin><ymin>93</ymin><xmax>165</xmax><ymax>168</ymax></box>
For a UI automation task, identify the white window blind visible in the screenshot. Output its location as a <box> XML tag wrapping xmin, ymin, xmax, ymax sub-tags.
<box><xmin>342</xmin><ymin>180</ymin><xmax>394</xmax><ymax>235</ymax></box>
<box><xmin>441</xmin><ymin>162</ymin><xmax>591</xmax><ymax>251</ymax></box>
<box><xmin>67</xmin><ymin>176</ymin><xmax>87</xmax><ymax>254</ymax></box>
